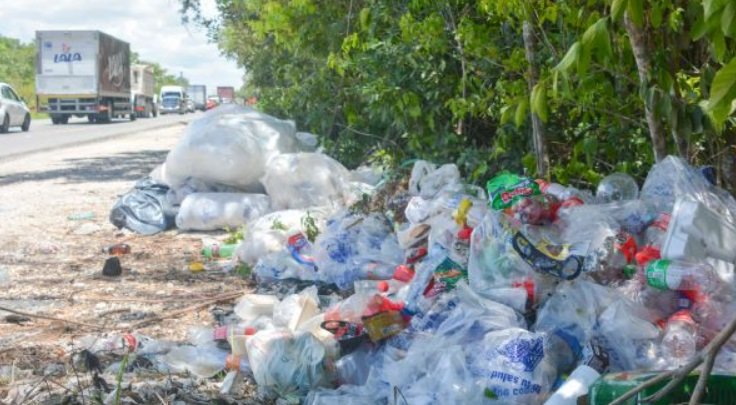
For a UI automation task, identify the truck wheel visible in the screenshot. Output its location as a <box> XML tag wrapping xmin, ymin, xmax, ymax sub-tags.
<box><xmin>51</xmin><ymin>116</ymin><xmax>59</xmax><ymax>125</ymax></box>
<box><xmin>0</xmin><ymin>114</ymin><xmax>8</xmax><ymax>133</ymax></box>
<box><xmin>87</xmin><ymin>115</ymin><xmax>96</xmax><ymax>123</ymax></box>
<box><xmin>59</xmin><ymin>115</ymin><xmax>69</xmax><ymax>124</ymax></box>
<box><xmin>21</xmin><ymin>114</ymin><xmax>31</xmax><ymax>132</ymax></box>
<box><xmin>130</xmin><ymin>111</ymin><xmax>137</xmax><ymax>121</ymax></box>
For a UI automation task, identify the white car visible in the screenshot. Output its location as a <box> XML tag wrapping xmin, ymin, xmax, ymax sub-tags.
<box><xmin>0</xmin><ymin>82</ymin><xmax>31</xmax><ymax>133</ymax></box>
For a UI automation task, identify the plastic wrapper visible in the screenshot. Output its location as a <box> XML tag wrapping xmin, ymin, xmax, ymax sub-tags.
<box><xmin>246</xmin><ymin>329</ymin><xmax>336</xmax><ymax>396</ymax></box>
<box><xmin>254</xmin><ymin>250</ymin><xmax>320</xmax><ymax>284</ymax></box>
<box><xmin>175</xmin><ymin>192</ymin><xmax>272</xmax><ymax>231</ymax></box>
<box><xmin>350</xmin><ymin>165</ymin><xmax>384</xmax><ymax>186</ymax></box>
<box><xmin>235</xmin><ymin>207</ymin><xmax>333</xmax><ymax>266</ymax></box>
<box><xmin>261</xmin><ymin>153</ymin><xmax>353</xmax><ymax>210</ymax></box>
<box><xmin>313</xmin><ymin>212</ymin><xmax>404</xmax><ymax>290</ymax></box>
<box><xmin>164</xmin><ymin>105</ymin><xmax>298</xmax><ymax>190</ymax></box>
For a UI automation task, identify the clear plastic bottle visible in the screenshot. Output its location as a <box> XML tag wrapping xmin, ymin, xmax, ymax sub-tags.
<box><xmin>661</xmin><ymin>310</ymin><xmax>698</xmax><ymax>368</ymax></box>
<box><xmin>163</xmin><ymin>345</ymin><xmax>249</xmax><ymax>378</ymax></box>
<box><xmin>644</xmin><ymin>213</ymin><xmax>670</xmax><ymax>248</ymax></box>
<box><xmin>645</xmin><ymin>259</ymin><xmax>721</xmax><ymax>294</ymax></box>
<box><xmin>596</xmin><ymin>173</ymin><xmax>639</xmax><ymax>202</ymax></box>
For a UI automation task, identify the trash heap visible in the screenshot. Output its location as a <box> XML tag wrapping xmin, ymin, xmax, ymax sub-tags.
<box><xmin>105</xmin><ymin>107</ymin><xmax>736</xmax><ymax>404</ymax></box>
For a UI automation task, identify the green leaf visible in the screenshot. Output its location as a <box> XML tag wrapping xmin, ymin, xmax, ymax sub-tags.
<box><xmin>531</xmin><ymin>83</ymin><xmax>549</xmax><ymax>122</ymax></box>
<box><xmin>704</xmin><ymin>0</ymin><xmax>727</xmax><ymax>21</ymax></box>
<box><xmin>500</xmin><ymin>105</ymin><xmax>515</xmax><ymax>125</ymax></box>
<box><xmin>582</xmin><ymin>18</ymin><xmax>612</xmax><ymax>61</ymax></box>
<box><xmin>651</xmin><ymin>3</ymin><xmax>663</xmax><ymax>28</ymax></box>
<box><xmin>611</xmin><ymin>0</ymin><xmax>628</xmax><ymax>21</ymax></box>
<box><xmin>359</xmin><ymin>7</ymin><xmax>371</xmax><ymax>30</ymax></box>
<box><xmin>626</xmin><ymin>0</ymin><xmax>644</xmax><ymax>27</ymax></box>
<box><xmin>514</xmin><ymin>98</ymin><xmax>529</xmax><ymax>128</ymax></box>
<box><xmin>702</xmin><ymin>56</ymin><xmax>736</xmax><ymax>130</ymax></box>
<box><xmin>554</xmin><ymin>42</ymin><xmax>581</xmax><ymax>73</ymax></box>
<box><xmin>722</xmin><ymin>2</ymin><xmax>736</xmax><ymax>37</ymax></box>
<box><xmin>712</xmin><ymin>30</ymin><xmax>727</xmax><ymax>63</ymax></box>
<box><xmin>484</xmin><ymin>388</ymin><xmax>498</xmax><ymax>399</ymax></box>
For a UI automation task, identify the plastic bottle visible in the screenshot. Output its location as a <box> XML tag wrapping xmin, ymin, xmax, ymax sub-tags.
<box><xmin>104</xmin><ymin>243</ymin><xmax>131</xmax><ymax>255</ymax></box>
<box><xmin>201</xmin><ymin>243</ymin><xmax>237</xmax><ymax>259</ymax></box>
<box><xmin>544</xmin><ymin>365</ymin><xmax>601</xmax><ymax>405</ymax></box>
<box><xmin>163</xmin><ymin>345</ymin><xmax>249</xmax><ymax>378</ymax></box>
<box><xmin>596</xmin><ymin>173</ymin><xmax>639</xmax><ymax>202</ymax></box>
<box><xmin>661</xmin><ymin>310</ymin><xmax>698</xmax><ymax>367</ymax></box>
<box><xmin>645</xmin><ymin>259</ymin><xmax>721</xmax><ymax>294</ymax></box>
<box><xmin>644</xmin><ymin>213</ymin><xmax>670</xmax><ymax>248</ymax></box>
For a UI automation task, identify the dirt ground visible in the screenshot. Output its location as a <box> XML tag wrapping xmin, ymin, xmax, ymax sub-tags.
<box><xmin>0</xmin><ymin>124</ymin><xmax>257</xmax><ymax>404</ymax></box>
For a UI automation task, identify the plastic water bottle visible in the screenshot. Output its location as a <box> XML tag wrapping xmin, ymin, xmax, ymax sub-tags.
<box><xmin>163</xmin><ymin>345</ymin><xmax>249</xmax><ymax>378</ymax></box>
<box><xmin>644</xmin><ymin>213</ymin><xmax>670</xmax><ymax>248</ymax></box>
<box><xmin>661</xmin><ymin>310</ymin><xmax>698</xmax><ymax>367</ymax></box>
<box><xmin>645</xmin><ymin>259</ymin><xmax>721</xmax><ymax>294</ymax></box>
<box><xmin>202</xmin><ymin>243</ymin><xmax>237</xmax><ymax>259</ymax></box>
<box><xmin>596</xmin><ymin>173</ymin><xmax>639</xmax><ymax>202</ymax></box>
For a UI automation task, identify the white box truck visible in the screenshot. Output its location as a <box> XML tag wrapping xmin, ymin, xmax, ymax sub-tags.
<box><xmin>35</xmin><ymin>30</ymin><xmax>135</xmax><ymax>124</ymax></box>
<box><xmin>131</xmin><ymin>64</ymin><xmax>157</xmax><ymax>118</ymax></box>
<box><xmin>187</xmin><ymin>85</ymin><xmax>207</xmax><ymax>111</ymax></box>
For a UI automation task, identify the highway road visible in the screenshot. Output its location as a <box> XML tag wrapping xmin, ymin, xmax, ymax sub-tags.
<box><xmin>0</xmin><ymin>112</ymin><xmax>197</xmax><ymax>161</ymax></box>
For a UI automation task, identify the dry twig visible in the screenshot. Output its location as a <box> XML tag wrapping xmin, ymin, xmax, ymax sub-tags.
<box><xmin>0</xmin><ymin>305</ymin><xmax>102</xmax><ymax>329</ymax></box>
<box><xmin>122</xmin><ymin>291</ymin><xmax>243</xmax><ymax>330</ymax></box>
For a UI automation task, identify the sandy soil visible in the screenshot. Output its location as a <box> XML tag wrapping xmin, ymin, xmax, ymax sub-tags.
<box><xmin>0</xmin><ymin>124</ymin><xmax>256</xmax><ymax>404</ymax></box>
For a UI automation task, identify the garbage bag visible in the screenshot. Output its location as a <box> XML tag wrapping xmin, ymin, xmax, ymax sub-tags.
<box><xmin>246</xmin><ymin>329</ymin><xmax>336</xmax><ymax>396</ymax></box>
<box><xmin>164</xmin><ymin>106</ymin><xmax>298</xmax><ymax>190</ymax></box>
<box><xmin>408</xmin><ymin>160</ymin><xmax>461</xmax><ymax>199</ymax></box>
<box><xmin>261</xmin><ymin>153</ymin><xmax>353</xmax><ymax>210</ymax></box>
<box><xmin>109</xmin><ymin>178</ymin><xmax>176</xmax><ymax>235</ymax></box>
<box><xmin>175</xmin><ymin>192</ymin><xmax>272</xmax><ymax>231</ymax></box>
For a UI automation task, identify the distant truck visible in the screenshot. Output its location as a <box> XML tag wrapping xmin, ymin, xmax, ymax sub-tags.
<box><xmin>131</xmin><ymin>64</ymin><xmax>157</xmax><ymax>118</ymax></box>
<box><xmin>159</xmin><ymin>85</ymin><xmax>187</xmax><ymax>115</ymax></box>
<box><xmin>217</xmin><ymin>86</ymin><xmax>235</xmax><ymax>104</ymax></box>
<box><xmin>187</xmin><ymin>85</ymin><xmax>207</xmax><ymax>111</ymax></box>
<box><xmin>35</xmin><ymin>30</ymin><xmax>135</xmax><ymax>124</ymax></box>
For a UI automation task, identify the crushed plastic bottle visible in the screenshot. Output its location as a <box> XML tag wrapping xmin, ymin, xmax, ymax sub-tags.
<box><xmin>645</xmin><ymin>259</ymin><xmax>722</xmax><ymax>295</ymax></box>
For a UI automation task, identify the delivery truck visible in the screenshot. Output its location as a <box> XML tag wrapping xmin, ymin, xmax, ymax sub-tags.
<box><xmin>131</xmin><ymin>64</ymin><xmax>157</xmax><ymax>118</ymax></box>
<box><xmin>187</xmin><ymin>85</ymin><xmax>207</xmax><ymax>111</ymax></box>
<box><xmin>217</xmin><ymin>86</ymin><xmax>235</xmax><ymax>104</ymax></box>
<box><xmin>35</xmin><ymin>30</ymin><xmax>135</xmax><ymax>124</ymax></box>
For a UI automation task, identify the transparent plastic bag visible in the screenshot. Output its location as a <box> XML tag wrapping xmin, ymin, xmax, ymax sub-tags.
<box><xmin>164</xmin><ymin>106</ymin><xmax>298</xmax><ymax>189</ymax></box>
<box><xmin>246</xmin><ymin>329</ymin><xmax>335</xmax><ymax>396</ymax></box>
<box><xmin>313</xmin><ymin>212</ymin><xmax>403</xmax><ymax>290</ymax></box>
<box><xmin>408</xmin><ymin>160</ymin><xmax>462</xmax><ymax>199</ymax></box>
<box><xmin>261</xmin><ymin>153</ymin><xmax>353</xmax><ymax>210</ymax></box>
<box><xmin>235</xmin><ymin>207</ymin><xmax>332</xmax><ymax>265</ymax></box>
<box><xmin>175</xmin><ymin>192</ymin><xmax>272</xmax><ymax>231</ymax></box>
<box><xmin>272</xmin><ymin>286</ymin><xmax>320</xmax><ymax>332</ymax></box>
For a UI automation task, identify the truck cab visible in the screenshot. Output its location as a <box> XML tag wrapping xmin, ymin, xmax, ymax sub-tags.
<box><xmin>159</xmin><ymin>86</ymin><xmax>186</xmax><ymax>115</ymax></box>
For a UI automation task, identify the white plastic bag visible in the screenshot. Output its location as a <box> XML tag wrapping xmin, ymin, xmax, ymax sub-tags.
<box><xmin>261</xmin><ymin>153</ymin><xmax>352</xmax><ymax>210</ymax></box>
<box><xmin>164</xmin><ymin>106</ymin><xmax>298</xmax><ymax>190</ymax></box>
<box><xmin>408</xmin><ymin>160</ymin><xmax>461</xmax><ymax>199</ymax></box>
<box><xmin>175</xmin><ymin>192</ymin><xmax>272</xmax><ymax>231</ymax></box>
<box><xmin>272</xmin><ymin>286</ymin><xmax>320</xmax><ymax>331</ymax></box>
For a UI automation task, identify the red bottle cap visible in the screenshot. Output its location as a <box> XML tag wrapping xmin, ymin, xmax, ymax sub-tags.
<box><xmin>457</xmin><ymin>226</ymin><xmax>473</xmax><ymax>241</ymax></box>
<box><xmin>393</xmin><ymin>265</ymin><xmax>415</xmax><ymax>282</ymax></box>
<box><xmin>244</xmin><ymin>326</ymin><xmax>257</xmax><ymax>336</ymax></box>
<box><xmin>635</xmin><ymin>245</ymin><xmax>661</xmax><ymax>266</ymax></box>
<box><xmin>669</xmin><ymin>310</ymin><xmax>695</xmax><ymax>325</ymax></box>
<box><xmin>122</xmin><ymin>334</ymin><xmax>138</xmax><ymax>352</ymax></box>
<box><xmin>377</xmin><ymin>281</ymin><xmax>389</xmax><ymax>292</ymax></box>
<box><xmin>225</xmin><ymin>354</ymin><xmax>241</xmax><ymax>371</ymax></box>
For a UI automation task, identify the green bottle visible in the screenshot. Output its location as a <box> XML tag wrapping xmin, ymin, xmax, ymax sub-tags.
<box><xmin>202</xmin><ymin>243</ymin><xmax>237</xmax><ymax>259</ymax></box>
<box><xmin>586</xmin><ymin>372</ymin><xmax>736</xmax><ymax>404</ymax></box>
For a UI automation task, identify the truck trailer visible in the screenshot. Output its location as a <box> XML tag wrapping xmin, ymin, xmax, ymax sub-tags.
<box><xmin>35</xmin><ymin>30</ymin><xmax>135</xmax><ymax>124</ymax></box>
<box><xmin>217</xmin><ymin>86</ymin><xmax>235</xmax><ymax>104</ymax></box>
<box><xmin>187</xmin><ymin>85</ymin><xmax>207</xmax><ymax>111</ymax></box>
<box><xmin>131</xmin><ymin>64</ymin><xmax>157</xmax><ymax>118</ymax></box>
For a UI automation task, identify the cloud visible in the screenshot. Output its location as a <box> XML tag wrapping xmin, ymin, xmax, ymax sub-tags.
<box><xmin>0</xmin><ymin>0</ymin><xmax>243</xmax><ymax>95</ymax></box>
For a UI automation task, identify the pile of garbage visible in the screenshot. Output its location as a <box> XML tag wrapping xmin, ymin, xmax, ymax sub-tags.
<box><xmin>103</xmin><ymin>107</ymin><xmax>736</xmax><ymax>404</ymax></box>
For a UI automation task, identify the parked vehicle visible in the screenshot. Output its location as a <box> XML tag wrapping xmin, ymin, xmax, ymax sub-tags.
<box><xmin>35</xmin><ymin>30</ymin><xmax>135</xmax><ymax>124</ymax></box>
<box><xmin>216</xmin><ymin>86</ymin><xmax>235</xmax><ymax>104</ymax></box>
<box><xmin>187</xmin><ymin>85</ymin><xmax>207</xmax><ymax>111</ymax></box>
<box><xmin>206</xmin><ymin>96</ymin><xmax>219</xmax><ymax>110</ymax></box>
<box><xmin>131</xmin><ymin>64</ymin><xmax>157</xmax><ymax>118</ymax></box>
<box><xmin>159</xmin><ymin>85</ymin><xmax>186</xmax><ymax>115</ymax></box>
<box><xmin>0</xmin><ymin>82</ymin><xmax>31</xmax><ymax>132</ymax></box>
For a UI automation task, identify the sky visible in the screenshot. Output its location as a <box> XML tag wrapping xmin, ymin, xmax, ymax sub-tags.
<box><xmin>0</xmin><ymin>0</ymin><xmax>243</xmax><ymax>96</ymax></box>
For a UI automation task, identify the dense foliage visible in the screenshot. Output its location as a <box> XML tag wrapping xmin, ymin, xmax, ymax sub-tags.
<box><xmin>183</xmin><ymin>0</ymin><xmax>736</xmax><ymax>191</ymax></box>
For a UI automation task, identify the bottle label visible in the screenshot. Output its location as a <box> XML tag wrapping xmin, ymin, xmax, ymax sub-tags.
<box><xmin>646</xmin><ymin>260</ymin><xmax>670</xmax><ymax>290</ymax></box>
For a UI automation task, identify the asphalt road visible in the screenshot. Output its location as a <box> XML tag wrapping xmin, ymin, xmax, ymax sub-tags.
<box><xmin>0</xmin><ymin>112</ymin><xmax>197</xmax><ymax>161</ymax></box>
